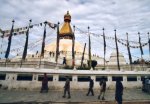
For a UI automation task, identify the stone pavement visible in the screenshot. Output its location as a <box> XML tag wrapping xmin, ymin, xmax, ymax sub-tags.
<box><xmin>0</xmin><ymin>89</ymin><xmax>150</xmax><ymax>104</ymax></box>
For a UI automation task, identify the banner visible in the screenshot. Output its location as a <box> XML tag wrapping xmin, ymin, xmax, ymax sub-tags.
<box><xmin>148</xmin><ymin>32</ymin><xmax>150</xmax><ymax>57</ymax></box>
<box><xmin>88</xmin><ymin>26</ymin><xmax>92</xmax><ymax>68</ymax></box>
<box><xmin>102</xmin><ymin>28</ymin><xmax>106</xmax><ymax>69</ymax></box>
<box><xmin>0</xmin><ymin>21</ymin><xmax>56</xmax><ymax>38</ymax></box>
<box><xmin>126</xmin><ymin>33</ymin><xmax>132</xmax><ymax>65</ymax></box>
<box><xmin>47</xmin><ymin>21</ymin><xmax>57</xmax><ymax>29</ymax></box>
<box><xmin>22</xmin><ymin>20</ymin><xmax>32</xmax><ymax>60</ymax></box>
<box><xmin>81</xmin><ymin>43</ymin><xmax>86</xmax><ymax>67</ymax></box>
<box><xmin>72</xmin><ymin>26</ymin><xmax>75</xmax><ymax>67</ymax></box>
<box><xmin>114</xmin><ymin>30</ymin><xmax>120</xmax><ymax>71</ymax></box>
<box><xmin>103</xmin><ymin>28</ymin><xmax>106</xmax><ymax>54</ymax></box>
<box><xmin>0</xmin><ymin>35</ymin><xmax>54</xmax><ymax>55</ymax></box>
<box><xmin>118</xmin><ymin>39</ymin><xmax>148</xmax><ymax>48</ymax></box>
<box><xmin>5</xmin><ymin>20</ymin><xmax>15</xmax><ymax>59</ymax></box>
<box><xmin>75</xmin><ymin>26</ymin><xmax>148</xmax><ymax>46</ymax></box>
<box><xmin>40</xmin><ymin>22</ymin><xmax>47</xmax><ymax>58</ymax></box>
<box><xmin>55</xmin><ymin>22</ymin><xmax>60</xmax><ymax>63</ymax></box>
<box><xmin>138</xmin><ymin>32</ymin><xmax>144</xmax><ymax>55</ymax></box>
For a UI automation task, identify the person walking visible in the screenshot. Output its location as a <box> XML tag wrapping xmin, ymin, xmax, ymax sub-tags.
<box><xmin>62</xmin><ymin>76</ymin><xmax>71</xmax><ymax>99</ymax></box>
<box><xmin>115</xmin><ymin>79</ymin><xmax>123</xmax><ymax>104</ymax></box>
<box><xmin>63</xmin><ymin>57</ymin><xmax>67</xmax><ymax>65</ymax></box>
<box><xmin>98</xmin><ymin>78</ymin><xmax>106</xmax><ymax>100</ymax></box>
<box><xmin>86</xmin><ymin>77</ymin><xmax>94</xmax><ymax>96</ymax></box>
<box><xmin>40</xmin><ymin>73</ymin><xmax>48</xmax><ymax>93</ymax></box>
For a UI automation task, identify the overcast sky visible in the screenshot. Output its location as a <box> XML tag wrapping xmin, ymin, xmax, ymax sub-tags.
<box><xmin>0</xmin><ymin>0</ymin><xmax>149</xmax><ymax>62</ymax></box>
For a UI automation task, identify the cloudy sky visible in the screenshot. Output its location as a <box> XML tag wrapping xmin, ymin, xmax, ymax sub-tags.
<box><xmin>0</xmin><ymin>0</ymin><xmax>150</xmax><ymax>62</ymax></box>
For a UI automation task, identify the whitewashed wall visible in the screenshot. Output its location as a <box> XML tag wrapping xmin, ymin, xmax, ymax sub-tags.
<box><xmin>0</xmin><ymin>67</ymin><xmax>149</xmax><ymax>90</ymax></box>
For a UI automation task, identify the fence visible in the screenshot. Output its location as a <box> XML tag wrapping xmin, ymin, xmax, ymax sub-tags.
<box><xmin>0</xmin><ymin>67</ymin><xmax>150</xmax><ymax>90</ymax></box>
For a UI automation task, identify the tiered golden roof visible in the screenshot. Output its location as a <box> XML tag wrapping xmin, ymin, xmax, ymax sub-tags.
<box><xmin>59</xmin><ymin>11</ymin><xmax>73</xmax><ymax>39</ymax></box>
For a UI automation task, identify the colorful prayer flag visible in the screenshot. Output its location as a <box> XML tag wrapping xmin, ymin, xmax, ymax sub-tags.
<box><xmin>5</xmin><ymin>20</ymin><xmax>15</xmax><ymax>59</ymax></box>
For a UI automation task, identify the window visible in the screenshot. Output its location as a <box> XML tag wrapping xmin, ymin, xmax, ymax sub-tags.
<box><xmin>38</xmin><ymin>75</ymin><xmax>53</xmax><ymax>81</ymax></box>
<box><xmin>0</xmin><ymin>73</ymin><xmax>6</xmax><ymax>80</ymax></box>
<box><xmin>112</xmin><ymin>76</ymin><xmax>123</xmax><ymax>81</ymax></box>
<box><xmin>127</xmin><ymin>76</ymin><xmax>137</xmax><ymax>81</ymax></box>
<box><xmin>17</xmin><ymin>74</ymin><xmax>32</xmax><ymax>81</ymax></box>
<box><xmin>96</xmin><ymin>76</ymin><xmax>108</xmax><ymax>81</ymax></box>
<box><xmin>59</xmin><ymin>75</ymin><xmax>72</xmax><ymax>81</ymax></box>
<box><xmin>78</xmin><ymin>76</ymin><xmax>90</xmax><ymax>82</ymax></box>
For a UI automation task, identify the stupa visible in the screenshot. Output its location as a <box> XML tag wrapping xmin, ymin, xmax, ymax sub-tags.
<box><xmin>108</xmin><ymin>50</ymin><xmax>126</xmax><ymax>65</ymax></box>
<box><xmin>45</xmin><ymin>11</ymin><xmax>104</xmax><ymax>67</ymax></box>
<box><xmin>8</xmin><ymin>11</ymin><xmax>109</xmax><ymax>68</ymax></box>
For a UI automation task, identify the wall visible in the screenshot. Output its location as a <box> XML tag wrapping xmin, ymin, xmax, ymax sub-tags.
<box><xmin>0</xmin><ymin>68</ymin><xmax>149</xmax><ymax>90</ymax></box>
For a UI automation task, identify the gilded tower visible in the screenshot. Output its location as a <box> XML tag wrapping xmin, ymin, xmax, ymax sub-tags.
<box><xmin>59</xmin><ymin>11</ymin><xmax>73</xmax><ymax>39</ymax></box>
<box><xmin>59</xmin><ymin>11</ymin><xmax>75</xmax><ymax>67</ymax></box>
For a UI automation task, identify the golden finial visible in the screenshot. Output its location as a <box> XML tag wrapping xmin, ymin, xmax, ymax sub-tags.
<box><xmin>64</xmin><ymin>11</ymin><xmax>71</xmax><ymax>22</ymax></box>
<box><xmin>59</xmin><ymin>11</ymin><xmax>73</xmax><ymax>39</ymax></box>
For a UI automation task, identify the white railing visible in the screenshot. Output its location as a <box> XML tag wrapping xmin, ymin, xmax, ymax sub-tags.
<box><xmin>0</xmin><ymin>67</ymin><xmax>150</xmax><ymax>90</ymax></box>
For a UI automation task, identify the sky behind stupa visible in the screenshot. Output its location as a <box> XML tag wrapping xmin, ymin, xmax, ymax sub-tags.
<box><xmin>0</xmin><ymin>0</ymin><xmax>150</xmax><ymax>62</ymax></box>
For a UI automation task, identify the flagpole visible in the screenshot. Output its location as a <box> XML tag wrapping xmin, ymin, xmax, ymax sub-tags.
<box><xmin>138</xmin><ymin>32</ymin><xmax>144</xmax><ymax>70</ymax></box>
<box><xmin>114</xmin><ymin>29</ymin><xmax>120</xmax><ymax>71</ymax></box>
<box><xmin>20</xmin><ymin>19</ymin><xmax>32</xmax><ymax>68</ymax></box>
<box><xmin>102</xmin><ymin>28</ymin><xmax>106</xmax><ymax>70</ymax></box>
<box><xmin>148</xmin><ymin>32</ymin><xmax>150</xmax><ymax>58</ymax></box>
<box><xmin>0</xmin><ymin>32</ymin><xmax>4</xmax><ymax>49</ymax></box>
<box><xmin>72</xmin><ymin>25</ymin><xmax>75</xmax><ymax>69</ymax></box>
<box><xmin>1</xmin><ymin>32</ymin><xmax>4</xmax><ymax>60</ymax></box>
<box><xmin>39</xmin><ymin>21</ymin><xmax>47</xmax><ymax>68</ymax></box>
<box><xmin>81</xmin><ymin>43</ymin><xmax>86</xmax><ymax>68</ymax></box>
<box><xmin>88</xmin><ymin>26</ymin><xmax>92</xmax><ymax>69</ymax></box>
<box><xmin>138</xmin><ymin>32</ymin><xmax>143</xmax><ymax>59</ymax></box>
<box><xmin>55</xmin><ymin>22</ymin><xmax>60</xmax><ymax>68</ymax></box>
<box><xmin>5</xmin><ymin>20</ymin><xmax>15</xmax><ymax>67</ymax></box>
<box><xmin>126</xmin><ymin>33</ymin><xmax>132</xmax><ymax>70</ymax></box>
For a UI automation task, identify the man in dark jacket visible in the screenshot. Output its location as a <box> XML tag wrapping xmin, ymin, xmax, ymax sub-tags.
<box><xmin>115</xmin><ymin>79</ymin><xmax>123</xmax><ymax>104</ymax></box>
<box><xmin>86</xmin><ymin>77</ymin><xmax>94</xmax><ymax>96</ymax></box>
<box><xmin>40</xmin><ymin>73</ymin><xmax>48</xmax><ymax>93</ymax></box>
<box><xmin>63</xmin><ymin>57</ymin><xmax>66</xmax><ymax>65</ymax></box>
<box><xmin>98</xmin><ymin>78</ymin><xmax>106</xmax><ymax>100</ymax></box>
<box><xmin>62</xmin><ymin>76</ymin><xmax>71</xmax><ymax>99</ymax></box>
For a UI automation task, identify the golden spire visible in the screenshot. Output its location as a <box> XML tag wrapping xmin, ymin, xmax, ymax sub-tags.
<box><xmin>64</xmin><ymin>11</ymin><xmax>71</xmax><ymax>22</ymax></box>
<box><xmin>59</xmin><ymin>11</ymin><xmax>73</xmax><ymax>39</ymax></box>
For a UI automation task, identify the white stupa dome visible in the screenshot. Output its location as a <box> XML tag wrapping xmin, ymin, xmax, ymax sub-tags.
<box><xmin>108</xmin><ymin>50</ymin><xmax>126</xmax><ymax>65</ymax></box>
<box><xmin>45</xmin><ymin>39</ymin><xmax>88</xmax><ymax>54</ymax></box>
<box><xmin>110</xmin><ymin>50</ymin><xmax>124</xmax><ymax>57</ymax></box>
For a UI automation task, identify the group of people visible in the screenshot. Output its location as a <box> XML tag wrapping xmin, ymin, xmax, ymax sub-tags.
<box><xmin>84</xmin><ymin>77</ymin><xmax>123</xmax><ymax>104</ymax></box>
<box><xmin>49</xmin><ymin>51</ymin><xmax>55</xmax><ymax>57</ymax></box>
<box><xmin>40</xmin><ymin>74</ymin><xmax>124</xmax><ymax>104</ymax></box>
<box><xmin>86</xmin><ymin>77</ymin><xmax>108</xmax><ymax>101</ymax></box>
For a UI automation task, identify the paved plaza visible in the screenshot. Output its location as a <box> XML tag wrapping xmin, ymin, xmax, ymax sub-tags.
<box><xmin>0</xmin><ymin>89</ymin><xmax>150</xmax><ymax>104</ymax></box>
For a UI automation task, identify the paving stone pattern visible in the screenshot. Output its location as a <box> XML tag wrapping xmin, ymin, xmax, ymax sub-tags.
<box><xmin>0</xmin><ymin>89</ymin><xmax>150</xmax><ymax>104</ymax></box>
